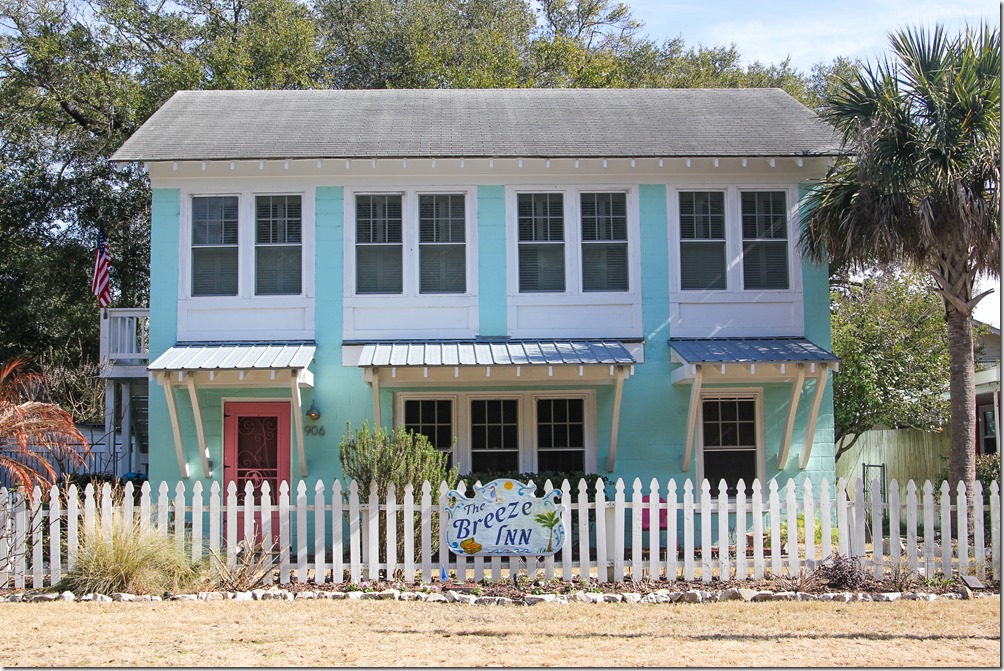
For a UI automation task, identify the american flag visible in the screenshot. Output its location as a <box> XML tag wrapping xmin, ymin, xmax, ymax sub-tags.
<box><xmin>91</xmin><ymin>222</ymin><xmax>112</xmax><ymax>307</ymax></box>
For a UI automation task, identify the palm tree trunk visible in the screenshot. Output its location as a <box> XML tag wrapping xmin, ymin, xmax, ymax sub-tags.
<box><xmin>945</xmin><ymin>305</ymin><xmax>977</xmax><ymax>533</ymax></box>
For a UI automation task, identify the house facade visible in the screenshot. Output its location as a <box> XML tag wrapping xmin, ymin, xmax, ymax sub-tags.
<box><xmin>110</xmin><ymin>88</ymin><xmax>840</xmax><ymax>499</ymax></box>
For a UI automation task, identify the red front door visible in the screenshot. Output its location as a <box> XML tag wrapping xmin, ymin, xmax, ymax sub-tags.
<box><xmin>223</xmin><ymin>401</ymin><xmax>291</xmax><ymax>545</ymax></box>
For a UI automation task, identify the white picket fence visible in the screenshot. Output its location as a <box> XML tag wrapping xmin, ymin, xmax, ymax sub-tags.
<box><xmin>1</xmin><ymin>477</ymin><xmax>999</xmax><ymax>589</ymax></box>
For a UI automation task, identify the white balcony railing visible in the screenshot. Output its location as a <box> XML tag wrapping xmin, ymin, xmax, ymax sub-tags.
<box><xmin>99</xmin><ymin>308</ymin><xmax>149</xmax><ymax>371</ymax></box>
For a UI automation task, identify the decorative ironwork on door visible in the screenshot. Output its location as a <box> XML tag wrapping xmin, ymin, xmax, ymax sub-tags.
<box><xmin>235</xmin><ymin>416</ymin><xmax>280</xmax><ymax>494</ymax></box>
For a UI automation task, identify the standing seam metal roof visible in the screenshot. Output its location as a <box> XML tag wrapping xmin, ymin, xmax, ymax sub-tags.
<box><xmin>355</xmin><ymin>340</ymin><xmax>636</xmax><ymax>367</ymax></box>
<box><xmin>669</xmin><ymin>338</ymin><xmax>838</xmax><ymax>364</ymax></box>
<box><xmin>148</xmin><ymin>343</ymin><xmax>316</xmax><ymax>371</ymax></box>
<box><xmin>112</xmin><ymin>88</ymin><xmax>842</xmax><ymax>162</ymax></box>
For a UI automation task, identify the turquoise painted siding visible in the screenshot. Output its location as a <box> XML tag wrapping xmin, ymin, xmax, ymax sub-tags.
<box><xmin>144</xmin><ymin>179</ymin><xmax>836</xmax><ymax>508</ymax></box>
<box><xmin>148</xmin><ymin>189</ymin><xmax>182</xmax><ymax>481</ymax></box>
<box><xmin>477</xmin><ymin>185</ymin><xmax>507</xmax><ymax>336</ymax></box>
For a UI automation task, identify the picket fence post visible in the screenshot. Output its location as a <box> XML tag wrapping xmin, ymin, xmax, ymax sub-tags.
<box><xmin>102</xmin><ymin>483</ymin><xmax>113</xmax><ymax>540</ymax></box>
<box><xmin>225</xmin><ymin>481</ymin><xmax>237</xmax><ymax>567</ymax></box>
<box><xmin>385</xmin><ymin>483</ymin><xmax>397</xmax><ymax>581</ymax></box>
<box><xmin>972</xmin><ymin>482</ymin><xmax>984</xmax><ymax>578</ymax></box>
<box><xmin>613</xmin><ymin>479</ymin><xmax>625</xmax><ymax>581</ymax></box>
<box><xmin>683</xmin><ymin>479</ymin><xmax>694</xmax><ymax>581</ymax></box>
<box><xmin>542</xmin><ymin>479</ymin><xmax>554</xmax><ymax>581</ymax></box>
<box><xmin>279</xmin><ymin>481</ymin><xmax>291</xmax><ymax>584</ymax></box>
<box><xmin>716</xmin><ymin>480</ymin><xmax>728</xmax><ymax>581</ymax></box>
<box><xmin>260</xmin><ymin>482</ymin><xmax>273</xmax><ymax>584</ymax></box>
<box><xmin>819</xmin><ymin>478</ymin><xmax>832</xmax><ymax>563</ymax></box>
<box><xmin>84</xmin><ymin>483</ymin><xmax>96</xmax><ymax>535</ymax></box>
<box><xmin>315</xmin><ymin>480</ymin><xmax>327</xmax><ymax>584</ymax></box>
<box><xmin>156</xmin><ymin>482</ymin><xmax>169</xmax><ymax>536</ymax></box>
<box><xmin>48</xmin><ymin>485</ymin><xmax>61</xmax><ymax>585</ymax></box>
<box><xmin>905</xmin><ymin>481</ymin><xmax>918</xmax><ymax>574</ymax></box>
<box><xmin>67</xmin><ymin>484</ymin><xmax>79</xmax><ymax>572</ymax></box>
<box><xmin>751</xmin><ymin>479</ymin><xmax>763</xmax><ymax>579</ymax></box>
<box><xmin>576</xmin><ymin>479</ymin><xmax>590</xmax><ymax>580</ymax></box>
<box><xmin>297</xmin><ymin>481</ymin><xmax>308</xmax><ymax>582</ymax></box>
<box><xmin>0</xmin><ymin>488</ymin><xmax>9</xmax><ymax>587</ymax></box>
<box><xmin>139</xmin><ymin>481</ymin><xmax>151</xmax><ymax>532</ymax></box>
<box><xmin>332</xmin><ymin>480</ymin><xmax>344</xmax><ymax>584</ymax></box>
<box><xmin>870</xmin><ymin>478</ymin><xmax>883</xmax><ymax>579</ymax></box>
<box><xmin>13</xmin><ymin>489</ymin><xmax>26</xmax><ymax>588</ymax></box>
<box><xmin>699</xmin><ymin>479</ymin><xmax>712</xmax><ymax>583</ymax></box>
<box><xmin>30</xmin><ymin>487</ymin><xmax>43</xmax><ymax>588</ymax></box>
<box><xmin>802</xmin><ymin>480</ymin><xmax>815</xmax><ymax>571</ymax></box>
<box><xmin>419</xmin><ymin>481</ymin><xmax>431</xmax><ymax>583</ymax></box>
<box><xmin>191</xmin><ymin>481</ymin><xmax>203</xmax><ymax>563</ymax></box>
<box><xmin>629</xmin><ymin>478</ymin><xmax>642</xmax><ymax>582</ymax></box>
<box><xmin>209</xmin><ymin>482</ymin><xmax>221</xmax><ymax>577</ymax></box>
<box><xmin>785</xmin><ymin>480</ymin><xmax>798</xmax><ymax>577</ymax></box>
<box><xmin>647</xmin><ymin>478</ymin><xmax>660</xmax><ymax>580</ymax></box>
<box><xmin>560</xmin><ymin>479</ymin><xmax>572</xmax><ymax>582</ymax></box>
<box><xmin>667</xmin><ymin>479</ymin><xmax>679</xmax><ymax>581</ymax></box>
<box><xmin>735</xmin><ymin>479</ymin><xmax>747</xmax><ymax>580</ymax></box>
<box><xmin>768</xmin><ymin>480</ymin><xmax>780</xmax><ymax>577</ymax></box>
<box><xmin>956</xmin><ymin>482</ymin><xmax>969</xmax><ymax>575</ymax></box>
<box><xmin>990</xmin><ymin>481</ymin><xmax>1000</xmax><ymax>580</ymax></box>
<box><xmin>922</xmin><ymin>481</ymin><xmax>935</xmax><ymax>577</ymax></box>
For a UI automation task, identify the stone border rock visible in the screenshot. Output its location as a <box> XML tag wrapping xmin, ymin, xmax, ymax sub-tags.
<box><xmin>2</xmin><ymin>585</ymin><xmax>993</xmax><ymax>605</ymax></box>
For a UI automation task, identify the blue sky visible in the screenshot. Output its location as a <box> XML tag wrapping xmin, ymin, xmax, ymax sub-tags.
<box><xmin>622</xmin><ymin>0</ymin><xmax>1001</xmax><ymax>327</ymax></box>
<box><xmin>625</xmin><ymin>0</ymin><xmax>999</xmax><ymax>72</ymax></box>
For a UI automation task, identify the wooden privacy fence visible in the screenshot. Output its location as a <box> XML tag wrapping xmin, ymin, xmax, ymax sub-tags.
<box><xmin>1</xmin><ymin>477</ymin><xmax>999</xmax><ymax>589</ymax></box>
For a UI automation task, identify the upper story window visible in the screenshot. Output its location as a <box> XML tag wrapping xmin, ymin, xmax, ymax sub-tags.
<box><xmin>580</xmin><ymin>193</ymin><xmax>628</xmax><ymax>292</ymax></box>
<box><xmin>419</xmin><ymin>194</ymin><xmax>466</xmax><ymax>294</ymax></box>
<box><xmin>352</xmin><ymin>191</ymin><xmax>469</xmax><ymax>296</ymax></box>
<box><xmin>191</xmin><ymin>196</ymin><xmax>239</xmax><ymax>297</ymax></box>
<box><xmin>741</xmin><ymin>191</ymin><xmax>789</xmax><ymax>290</ymax></box>
<box><xmin>679</xmin><ymin>191</ymin><xmax>726</xmax><ymax>290</ymax></box>
<box><xmin>515</xmin><ymin>190</ymin><xmax>633</xmax><ymax>295</ymax></box>
<box><xmin>518</xmin><ymin>193</ymin><xmax>565</xmax><ymax>292</ymax></box>
<box><xmin>255</xmin><ymin>195</ymin><xmax>302</xmax><ymax>295</ymax></box>
<box><xmin>355</xmin><ymin>194</ymin><xmax>403</xmax><ymax>294</ymax></box>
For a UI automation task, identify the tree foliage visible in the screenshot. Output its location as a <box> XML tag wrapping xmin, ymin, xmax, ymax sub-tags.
<box><xmin>0</xmin><ymin>0</ymin><xmax>856</xmax><ymax>420</ymax></box>
<box><xmin>830</xmin><ymin>271</ymin><xmax>950</xmax><ymax>459</ymax></box>
<box><xmin>802</xmin><ymin>25</ymin><xmax>1000</xmax><ymax>500</ymax></box>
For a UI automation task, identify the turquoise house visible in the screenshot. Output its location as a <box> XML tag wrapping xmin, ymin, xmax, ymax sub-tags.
<box><xmin>109</xmin><ymin>88</ymin><xmax>841</xmax><ymax>503</ymax></box>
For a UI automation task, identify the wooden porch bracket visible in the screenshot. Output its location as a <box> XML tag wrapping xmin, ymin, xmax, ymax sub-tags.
<box><xmin>370</xmin><ymin>368</ymin><xmax>381</xmax><ymax>427</ymax></box>
<box><xmin>290</xmin><ymin>370</ymin><xmax>308</xmax><ymax>478</ymax></box>
<box><xmin>605</xmin><ymin>366</ymin><xmax>629</xmax><ymax>472</ymax></box>
<box><xmin>777</xmin><ymin>364</ymin><xmax>806</xmax><ymax>471</ymax></box>
<box><xmin>184</xmin><ymin>373</ymin><xmax>213</xmax><ymax>478</ymax></box>
<box><xmin>682</xmin><ymin>364</ymin><xmax>703</xmax><ymax>471</ymax></box>
<box><xmin>158</xmin><ymin>372</ymin><xmax>189</xmax><ymax>479</ymax></box>
<box><xmin>799</xmin><ymin>364</ymin><xmax>829</xmax><ymax>469</ymax></box>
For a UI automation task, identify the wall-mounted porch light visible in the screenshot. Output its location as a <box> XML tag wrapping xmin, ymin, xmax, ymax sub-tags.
<box><xmin>306</xmin><ymin>400</ymin><xmax>321</xmax><ymax>421</ymax></box>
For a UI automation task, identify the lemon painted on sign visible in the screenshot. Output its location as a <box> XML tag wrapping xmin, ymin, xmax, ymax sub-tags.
<box><xmin>445</xmin><ymin>479</ymin><xmax>566</xmax><ymax>556</ymax></box>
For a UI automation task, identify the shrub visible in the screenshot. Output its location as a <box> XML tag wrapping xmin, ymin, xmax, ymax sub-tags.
<box><xmin>339</xmin><ymin>422</ymin><xmax>460</xmax><ymax>564</ymax></box>
<box><xmin>57</xmin><ymin>514</ymin><xmax>207</xmax><ymax>595</ymax></box>
<box><xmin>209</xmin><ymin>534</ymin><xmax>280</xmax><ymax>592</ymax></box>
<box><xmin>815</xmin><ymin>553</ymin><xmax>867</xmax><ymax>590</ymax></box>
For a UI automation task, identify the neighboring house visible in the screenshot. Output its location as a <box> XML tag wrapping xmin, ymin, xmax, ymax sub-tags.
<box><xmin>975</xmin><ymin>322</ymin><xmax>1000</xmax><ymax>457</ymax></box>
<box><xmin>108</xmin><ymin>88</ymin><xmax>840</xmax><ymax>500</ymax></box>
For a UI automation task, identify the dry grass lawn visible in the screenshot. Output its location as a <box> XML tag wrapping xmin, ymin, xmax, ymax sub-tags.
<box><xmin>1</xmin><ymin>598</ymin><xmax>999</xmax><ymax>667</ymax></box>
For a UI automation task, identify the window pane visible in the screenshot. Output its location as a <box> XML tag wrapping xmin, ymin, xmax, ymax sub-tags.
<box><xmin>581</xmin><ymin>193</ymin><xmax>627</xmax><ymax>241</ymax></box>
<box><xmin>420</xmin><ymin>245</ymin><xmax>466</xmax><ymax>293</ymax></box>
<box><xmin>419</xmin><ymin>195</ymin><xmax>465</xmax><ymax>243</ymax></box>
<box><xmin>680</xmin><ymin>241</ymin><xmax>727</xmax><ymax>290</ymax></box>
<box><xmin>255</xmin><ymin>246</ymin><xmax>302</xmax><ymax>295</ymax></box>
<box><xmin>356</xmin><ymin>245</ymin><xmax>402</xmax><ymax>294</ymax></box>
<box><xmin>537</xmin><ymin>399</ymin><xmax>585</xmax><ymax>473</ymax></box>
<box><xmin>192</xmin><ymin>196</ymin><xmax>239</xmax><ymax>297</ymax></box>
<box><xmin>742</xmin><ymin>191</ymin><xmax>788</xmax><ymax>290</ymax></box>
<box><xmin>519</xmin><ymin>243</ymin><xmax>565</xmax><ymax>292</ymax></box>
<box><xmin>192</xmin><ymin>247</ymin><xmax>238</xmax><ymax>296</ymax></box>
<box><xmin>356</xmin><ymin>195</ymin><xmax>402</xmax><ymax>243</ymax></box>
<box><xmin>471</xmin><ymin>399</ymin><xmax>518</xmax><ymax>474</ymax></box>
<box><xmin>704</xmin><ymin>449</ymin><xmax>757</xmax><ymax>498</ymax></box>
<box><xmin>743</xmin><ymin>241</ymin><xmax>789</xmax><ymax>290</ymax></box>
<box><xmin>518</xmin><ymin>194</ymin><xmax>563</xmax><ymax>241</ymax></box>
<box><xmin>404</xmin><ymin>399</ymin><xmax>454</xmax><ymax>469</ymax></box>
<box><xmin>582</xmin><ymin>242</ymin><xmax>628</xmax><ymax>291</ymax></box>
<box><xmin>679</xmin><ymin>192</ymin><xmax>724</xmax><ymax>240</ymax></box>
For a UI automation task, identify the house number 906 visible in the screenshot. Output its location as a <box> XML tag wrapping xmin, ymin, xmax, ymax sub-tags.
<box><xmin>305</xmin><ymin>425</ymin><xmax>325</xmax><ymax>436</ymax></box>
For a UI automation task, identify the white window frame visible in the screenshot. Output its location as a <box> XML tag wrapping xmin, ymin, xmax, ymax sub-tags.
<box><xmin>505</xmin><ymin>186</ymin><xmax>640</xmax><ymax>300</ymax></box>
<box><xmin>182</xmin><ymin>190</ymin><xmax>309</xmax><ymax>300</ymax></box>
<box><xmin>394</xmin><ymin>390</ymin><xmax>597</xmax><ymax>474</ymax></box>
<box><xmin>254</xmin><ymin>193</ymin><xmax>304</xmax><ymax>296</ymax></box>
<box><xmin>344</xmin><ymin>187</ymin><xmax>477</xmax><ymax>299</ymax></box>
<box><xmin>669</xmin><ymin>185</ymin><xmax>801</xmax><ymax>296</ymax></box>
<box><xmin>738</xmin><ymin>189</ymin><xmax>791</xmax><ymax>291</ymax></box>
<box><xmin>677</xmin><ymin>189</ymin><xmax>729</xmax><ymax>291</ymax></box>
<box><xmin>696</xmin><ymin>389</ymin><xmax>765</xmax><ymax>502</ymax></box>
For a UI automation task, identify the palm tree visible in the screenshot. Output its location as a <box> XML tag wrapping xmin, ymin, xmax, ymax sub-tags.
<box><xmin>0</xmin><ymin>358</ymin><xmax>89</xmax><ymax>490</ymax></box>
<box><xmin>802</xmin><ymin>24</ymin><xmax>1000</xmax><ymax>521</ymax></box>
<box><xmin>534</xmin><ymin>510</ymin><xmax>561</xmax><ymax>553</ymax></box>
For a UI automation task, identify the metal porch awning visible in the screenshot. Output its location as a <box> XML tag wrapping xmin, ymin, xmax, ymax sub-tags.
<box><xmin>149</xmin><ymin>342</ymin><xmax>316</xmax><ymax>479</ymax></box>
<box><xmin>347</xmin><ymin>339</ymin><xmax>639</xmax><ymax>473</ymax></box>
<box><xmin>669</xmin><ymin>337</ymin><xmax>839</xmax><ymax>473</ymax></box>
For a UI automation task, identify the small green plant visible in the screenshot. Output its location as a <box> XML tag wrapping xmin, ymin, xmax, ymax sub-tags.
<box><xmin>57</xmin><ymin>514</ymin><xmax>206</xmax><ymax>595</ymax></box>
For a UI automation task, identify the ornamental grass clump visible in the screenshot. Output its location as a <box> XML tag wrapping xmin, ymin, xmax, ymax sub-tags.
<box><xmin>58</xmin><ymin>514</ymin><xmax>207</xmax><ymax>595</ymax></box>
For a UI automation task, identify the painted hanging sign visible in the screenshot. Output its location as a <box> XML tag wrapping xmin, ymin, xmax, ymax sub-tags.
<box><xmin>445</xmin><ymin>479</ymin><xmax>565</xmax><ymax>556</ymax></box>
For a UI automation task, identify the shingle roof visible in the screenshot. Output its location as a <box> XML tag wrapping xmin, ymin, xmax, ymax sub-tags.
<box><xmin>149</xmin><ymin>343</ymin><xmax>316</xmax><ymax>371</ymax></box>
<box><xmin>112</xmin><ymin>88</ymin><xmax>841</xmax><ymax>162</ymax></box>
<box><xmin>670</xmin><ymin>338</ymin><xmax>838</xmax><ymax>364</ymax></box>
<box><xmin>354</xmin><ymin>340</ymin><xmax>637</xmax><ymax>367</ymax></box>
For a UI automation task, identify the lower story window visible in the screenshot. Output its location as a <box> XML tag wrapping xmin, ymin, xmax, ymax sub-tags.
<box><xmin>396</xmin><ymin>392</ymin><xmax>594</xmax><ymax>474</ymax></box>
<box><xmin>403</xmin><ymin>399</ymin><xmax>455</xmax><ymax>468</ymax></box>
<box><xmin>536</xmin><ymin>398</ymin><xmax>585</xmax><ymax>472</ymax></box>
<box><xmin>470</xmin><ymin>399</ymin><xmax>519</xmax><ymax>472</ymax></box>
<box><xmin>700</xmin><ymin>396</ymin><xmax>760</xmax><ymax>498</ymax></box>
